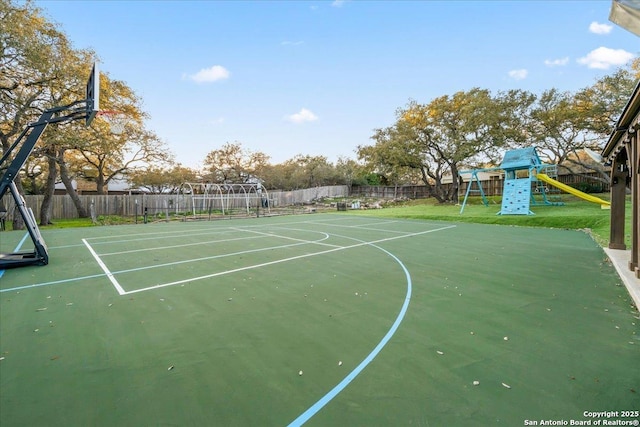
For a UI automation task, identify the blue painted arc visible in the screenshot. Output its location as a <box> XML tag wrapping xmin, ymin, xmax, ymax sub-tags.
<box><xmin>287</xmin><ymin>239</ymin><xmax>412</xmax><ymax>426</ymax></box>
<box><xmin>0</xmin><ymin>232</ymin><xmax>30</xmax><ymax>279</ymax></box>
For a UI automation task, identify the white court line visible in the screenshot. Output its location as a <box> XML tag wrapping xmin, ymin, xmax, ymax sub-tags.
<box><xmin>83</xmin><ymin>228</ymin><xmax>240</xmax><ymax>247</ymax></box>
<box><xmin>1</xmin><ymin>273</ymin><xmax>110</xmax><ymax>293</ymax></box>
<box><xmin>303</xmin><ymin>219</ymin><xmax>419</xmax><ymax>235</ymax></box>
<box><xmin>2</xmin><ymin>218</ymin><xmax>452</xmax><ymax>295</ymax></box>
<box><xmin>2</xmin><ymin>236</ymin><xmax>331</xmax><ymax>294</ymax></box>
<box><xmin>230</xmin><ymin>227</ymin><xmax>343</xmax><ymax>249</ymax></box>
<box><xmin>82</xmin><ymin>239</ymin><xmax>126</xmax><ymax>295</ymax></box>
<box><xmin>82</xmin><ymin>225</ymin><xmax>234</xmax><ymax>242</ymax></box>
<box><xmin>79</xmin><ymin>219</ymin><xmax>348</xmax><ymax>249</ymax></box>
<box><xmin>35</xmin><ymin>225</ymin><xmax>277</xmax><ymax>251</ymax></box>
<box><xmin>317</xmin><ymin>223</ymin><xmax>409</xmax><ymax>235</ymax></box>
<box><xmin>345</xmin><ymin>220</ymin><xmax>400</xmax><ymax>228</ymax></box>
<box><xmin>306</xmin><ymin>217</ymin><xmax>449</xmax><ymax>229</ymax></box>
<box><xmin>99</xmin><ymin>234</ymin><xmax>270</xmax><ymax>257</ymax></box>
<box><xmin>123</xmin><ymin>224</ymin><xmax>456</xmax><ymax>295</ymax></box>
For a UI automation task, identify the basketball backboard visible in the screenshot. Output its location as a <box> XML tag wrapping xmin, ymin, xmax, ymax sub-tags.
<box><xmin>85</xmin><ymin>62</ymin><xmax>100</xmax><ymax>126</ymax></box>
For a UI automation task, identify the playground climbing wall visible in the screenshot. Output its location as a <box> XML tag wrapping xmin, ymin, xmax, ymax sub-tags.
<box><xmin>497</xmin><ymin>147</ymin><xmax>542</xmax><ymax>215</ymax></box>
<box><xmin>500</xmin><ymin>178</ymin><xmax>532</xmax><ymax>215</ymax></box>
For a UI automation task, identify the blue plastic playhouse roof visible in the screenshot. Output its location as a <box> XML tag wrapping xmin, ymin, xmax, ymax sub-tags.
<box><xmin>499</xmin><ymin>147</ymin><xmax>542</xmax><ymax>170</ymax></box>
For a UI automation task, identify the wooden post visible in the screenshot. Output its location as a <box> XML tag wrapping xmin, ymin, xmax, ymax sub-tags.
<box><xmin>630</xmin><ymin>133</ymin><xmax>639</xmax><ymax>276</ymax></box>
<box><xmin>608</xmin><ymin>153</ymin><xmax>629</xmax><ymax>250</ymax></box>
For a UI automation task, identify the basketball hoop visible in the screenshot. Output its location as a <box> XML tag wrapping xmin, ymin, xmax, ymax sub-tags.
<box><xmin>97</xmin><ymin>110</ymin><xmax>127</xmax><ymax>135</ymax></box>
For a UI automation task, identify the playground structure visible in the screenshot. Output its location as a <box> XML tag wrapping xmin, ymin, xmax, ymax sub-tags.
<box><xmin>177</xmin><ymin>182</ymin><xmax>271</xmax><ymax>219</ymax></box>
<box><xmin>460</xmin><ymin>147</ymin><xmax>611</xmax><ymax>215</ymax></box>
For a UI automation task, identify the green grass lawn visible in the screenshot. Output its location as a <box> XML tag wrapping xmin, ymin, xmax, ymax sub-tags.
<box><xmin>347</xmin><ymin>194</ymin><xmax>631</xmax><ymax>248</ymax></box>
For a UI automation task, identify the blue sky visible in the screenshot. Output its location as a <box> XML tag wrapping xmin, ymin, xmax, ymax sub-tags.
<box><xmin>37</xmin><ymin>0</ymin><xmax>638</xmax><ymax>169</ymax></box>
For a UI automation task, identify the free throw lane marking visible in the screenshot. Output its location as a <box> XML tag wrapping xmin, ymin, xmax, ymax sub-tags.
<box><xmin>125</xmin><ymin>225</ymin><xmax>455</xmax><ymax>295</ymax></box>
<box><xmin>82</xmin><ymin>239</ymin><xmax>125</xmax><ymax>295</ymax></box>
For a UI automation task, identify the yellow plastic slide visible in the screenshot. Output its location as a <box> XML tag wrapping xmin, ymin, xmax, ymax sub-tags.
<box><xmin>537</xmin><ymin>173</ymin><xmax>610</xmax><ymax>207</ymax></box>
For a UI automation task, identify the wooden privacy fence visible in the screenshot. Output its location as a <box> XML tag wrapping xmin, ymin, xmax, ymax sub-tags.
<box><xmin>351</xmin><ymin>173</ymin><xmax>609</xmax><ymax>200</ymax></box>
<box><xmin>0</xmin><ymin>175</ymin><xmax>608</xmax><ymax>221</ymax></box>
<box><xmin>0</xmin><ymin>186</ymin><xmax>350</xmax><ymax>220</ymax></box>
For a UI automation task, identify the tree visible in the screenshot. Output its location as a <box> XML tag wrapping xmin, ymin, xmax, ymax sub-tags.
<box><xmin>37</xmin><ymin>49</ymin><xmax>101</xmax><ymax>223</ymax></box>
<box><xmin>256</xmin><ymin>162</ymin><xmax>293</xmax><ymax>190</ymax></box>
<box><xmin>203</xmin><ymin>142</ymin><xmax>270</xmax><ymax>183</ymax></box>
<box><xmin>0</xmin><ymin>0</ymin><xmax>110</xmax><ymax>223</ymax></box>
<box><xmin>21</xmin><ymin>156</ymin><xmax>46</xmax><ymax>194</ymax></box>
<box><xmin>0</xmin><ymin>0</ymin><xmax>79</xmax><ymax>226</ymax></box>
<box><xmin>335</xmin><ymin>156</ymin><xmax>368</xmax><ymax>189</ymax></box>
<box><xmin>361</xmin><ymin>89</ymin><xmax>528</xmax><ymax>203</ymax></box>
<box><xmin>524</xmin><ymin>65</ymin><xmax>637</xmax><ymax>185</ymax></box>
<box><xmin>283</xmin><ymin>155</ymin><xmax>339</xmax><ymax>189</ymax></box>
<box><xmin>0</xmin><ymin>0</ymin><xmax>67</xmax><ymax>148</ymax></box>
<box><xmin>75</xmin><ymin>128</ymin><xmax>172</xmax><ymax>194</ymax></box>
<box><xmin>129</xmin><ymin>164</ymin><xmax>198</xmax><ymax>194</ymax></box>
<box><xmin>524</xmin><ymin>88</ymin><xmax>601</xmax><ymax>180</ymax></box>
<box><xmin>45</xmin><ymin>72</ymin><xmax>173</xmax><ymax>196</ymax></box>
<box><xmin>358</xmin><ymin>129</ymin><xmax>422</xmax><ymax>187</ymax></box>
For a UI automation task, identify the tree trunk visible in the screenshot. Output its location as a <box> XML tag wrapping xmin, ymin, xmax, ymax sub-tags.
<box><xmin>39</xmin><ymin>149</ymin><xmax>57</xmax><ymax>226</ymax></box>
<box><xmin>447</xmin><ymin>163</ymin><xmax>461</xmax><ymax>202</ymax></box>
<box><xmin>58</xmin><ymin>149</ymin><xmax>88</xmax><ymax>217</ymax></box>
<box><xmin>96</xmin><ymin>170</ymin><xmax>106</xmax><ymax>195</ymax></box>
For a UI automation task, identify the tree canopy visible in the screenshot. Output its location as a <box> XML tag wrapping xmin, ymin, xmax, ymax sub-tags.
<box><xmin>359</xmin><ymin>89</ymin><xmax>536</xmax><ymax>202</ymax></box>
<box><xmin>2</xmin><ymin>0</ymin><xmax>638</xmax><ymax>205</ymax></box>
<box><xmin>1</xmin><ymin>0</ymin><xmax>173</xmax><ymax>224</ymax></box>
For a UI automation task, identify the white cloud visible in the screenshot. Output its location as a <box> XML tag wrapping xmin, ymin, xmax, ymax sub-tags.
<box><xmin>332</xmin><ymin>0</ymin><xmax>346</xmax><ymax>7</ymax></box>
<box><xmin>286</xmin><ymin>108</ymin><xmax>318</xmax><ymax>123</ymax></box>
<box><xmin>544</xmin><ymin>57</ymin><xmax>570</xmax><ymax>67</ymax></box>
<box><xmin>209</xmin><ymin>117</ymin><xmax>225</xmax><ymax>125</ymax></box>
<box><xmin>577</xmin><ymin>47</ymin><xmax>635</xmax><ymax>69</ymax></box>
<box><xmin>185</xmin><ymin>65</ymin><xmax>230</xmax><ymax>83</ymax></box>
<box><xmin>281</xmin><ymin>40</ymin><xmax>304</xmax><ymax>46</ymax></box>
<box><xmin>589</xmin><ymin>21</ymin><xmax>613</xmax><ymax>35</ymax></box>
<box><xmin>508</xmin><ymin>69</ymin><xmax>528</xmax><ymax>80</ymax></box>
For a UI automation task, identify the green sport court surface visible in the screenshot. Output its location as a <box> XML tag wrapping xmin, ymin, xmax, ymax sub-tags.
<box><xmin>0</xmin><ymin>214</ymin><xmax>638</xmax><ymax>426</ymax></box>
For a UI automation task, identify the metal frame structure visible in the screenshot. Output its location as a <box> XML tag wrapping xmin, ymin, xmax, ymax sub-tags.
<box><xmin>0</xmin><ymin>63</ymin><xmax>99</xmax><ymax>268</ymax></box>
<box><xmin>458</xmin><ymin>167</ymin><xmax>501</xmax><ymax>214</ymax></box>
<box><xmin>178</xmin><ymin>182</ymin><xmax>271</xmax><ymax>218</ymax></box>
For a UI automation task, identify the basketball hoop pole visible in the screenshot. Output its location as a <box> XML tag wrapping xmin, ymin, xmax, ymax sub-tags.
<box><xmin>0</xmin><ymin>63</ymin><xmax>99</xmax><ymax>268</ymax></box>
<box><xmin>0</xmin><ymin>100</ymin><xmax>97</xmax><ymax>201</ymax></box>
